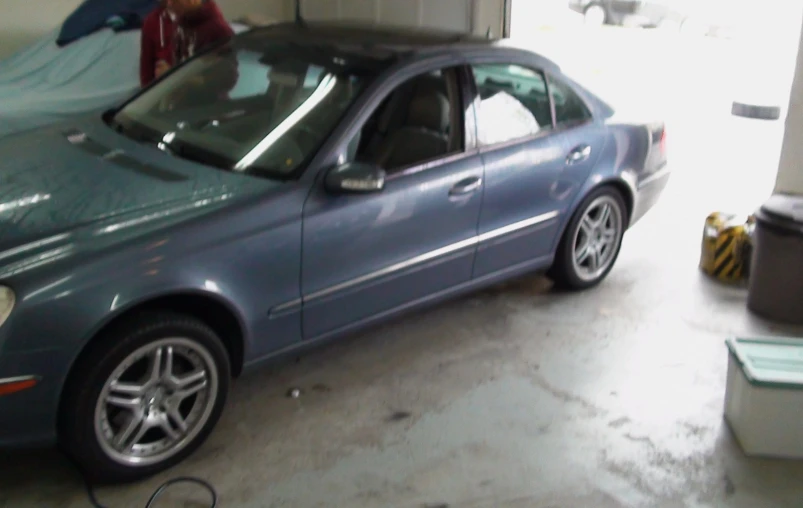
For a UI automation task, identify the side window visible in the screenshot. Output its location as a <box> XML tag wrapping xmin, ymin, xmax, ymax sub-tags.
<box><xmin>548</xmin><ymin>76</ymin><xmax>592</xmax><ymax>127</ymax></box>
<box><xmin>470</xmin><ymin>64</ymin><xmax>553</xmax><ymax>146</ymax></box>
<box><xmin>346</xmin><ymin>67</ymin><xmax>464</xmax><ymax>174</ymax></box>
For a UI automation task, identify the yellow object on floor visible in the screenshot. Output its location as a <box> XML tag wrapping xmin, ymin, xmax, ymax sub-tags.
<box><xmin>700</xmin><ymin>212</ymin><xmax>755</xmax><ymax>283</ymax></box>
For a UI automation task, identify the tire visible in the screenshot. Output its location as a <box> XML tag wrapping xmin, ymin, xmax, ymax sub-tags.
<box><xmin>59</xmin><ymin>311</ymin><xmax>230</xmax><ymax>484</ymax></box>
<box><xmin>583</xmin><ymin>4</ymin><xmax>607</xmax><ymax>26</ymax></box>
<box><xmin>549</xmin><ymin>187</ymin><xmax>627</xmax><ymax>290</ymax></box>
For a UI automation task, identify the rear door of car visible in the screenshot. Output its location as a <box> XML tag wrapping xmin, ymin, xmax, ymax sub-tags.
<box><xmin>543</xmin><ymin>72</ymin><xmax>608</xmax><ymax>219</ymax></box>
<box><xmin>466</xmin><ymin>59</ymin><xmax>607</xmax><ymax>279</ymax></box>
<box><xmin>466</xmin><ymin>59</ymin><xmax>566</xmax><ymax>278</ymax></box>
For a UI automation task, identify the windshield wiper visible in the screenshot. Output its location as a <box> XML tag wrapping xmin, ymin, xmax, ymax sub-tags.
<box><xmin>106</xmin><ymin>116</ymin><xmax>126</xmax><ymax>135</ymax></box>
<box><xmin>110</xmin><ymin>117</ymin><xmax>164</xmax><ymax>146</ymax></box>
<box><xmin>246</xmin><ymin>164</ymin><xmax>293</xmax><ymax>181</ymax></box>
<box><xmin>169</xmin><ymin>140</ymin><xmax>233</xmax><ymax>171</ymax></box>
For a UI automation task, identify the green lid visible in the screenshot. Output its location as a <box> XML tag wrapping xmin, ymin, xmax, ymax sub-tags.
<box><xmin>726</xmin><ymin>336</ymin><xmax>803</xmax><ymax>389</ymax></box>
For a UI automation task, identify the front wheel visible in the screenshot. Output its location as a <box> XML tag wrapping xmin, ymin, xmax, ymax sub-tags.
<box><xmin>59</xmin><ymin>311</ymin><xmax>230</xmax><ymax>484</ymax></box>
<box><xmin>549</xmin><ymin>187</ymin><xmax>627</xmax><ymax>290</ymax></box>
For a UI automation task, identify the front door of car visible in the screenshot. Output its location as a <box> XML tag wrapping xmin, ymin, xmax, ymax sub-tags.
<box><xmin>300</xmin><ymin>65</ymin><xmax>483</xmax><ymax>339</ymax></box>
<box><xmin>468</xmin><ymin>63</ymin><xmax>567</xmax><ymax>278</ymax></box>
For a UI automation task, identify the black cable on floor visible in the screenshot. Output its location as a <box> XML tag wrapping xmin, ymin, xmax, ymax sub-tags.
<box><xmin>84</xmin><ymin>475</ymin><xmax>218</xmax><ymax>508</ymax></box>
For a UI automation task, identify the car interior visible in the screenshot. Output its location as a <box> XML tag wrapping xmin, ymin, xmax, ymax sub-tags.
<box><xmin>350</xmin><ymin>67</ymin><xmax>464</xmax><ymax>173</ymax></box>
<box><xmin>473</xmin><ymin>66</ymin><xmax>554</xmax><ymax>128</ymax></box>
<box><xmin>122</xmin><ymin>45</ymin><xmax>371</xmax><ymax>175</ymax></box>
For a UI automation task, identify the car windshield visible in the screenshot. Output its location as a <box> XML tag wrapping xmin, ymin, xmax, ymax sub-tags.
<box><xmin>111</xmin><ymin>34</ymin><xmax>378</xmax><ymax>179</ymax></box>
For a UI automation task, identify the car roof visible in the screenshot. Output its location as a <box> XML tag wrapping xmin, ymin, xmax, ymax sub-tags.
<box><xmin>249</xmin><ymin>20</ymin><xmax>495</xmax><ymax>55</ymax></box>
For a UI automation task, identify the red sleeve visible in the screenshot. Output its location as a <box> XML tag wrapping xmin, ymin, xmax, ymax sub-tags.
<box><xmin>139</xmin><ymin>16</ymin><xmax>156</xmax><ymax>87</ymax></box>
<box><xmin>196</xmin><ymin>20</ymin><xmax>234</xmax><ymax>54</ymax></box>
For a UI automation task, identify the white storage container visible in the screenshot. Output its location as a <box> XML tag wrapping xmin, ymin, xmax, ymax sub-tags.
<box><xmin>725</xmin><ymin>336</ymin><xmax>803</xmax><ymax>458</ymax></box>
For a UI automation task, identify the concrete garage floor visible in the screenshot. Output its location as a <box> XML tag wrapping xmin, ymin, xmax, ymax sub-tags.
<box><xmin>3</xmin><ymin>30</ymin><xmax>803</xmax><ymax>508</ymax></box>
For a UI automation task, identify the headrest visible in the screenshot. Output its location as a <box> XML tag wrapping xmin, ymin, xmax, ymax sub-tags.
<box><xmin>268</xmin><ymin>61</ymin><xmax>306</xmax><ymax>87</ymax></box>
<box><xmin>406</xmin><ymin>91</ymin><xmax>449</xmax><ymax>133</ymax></box>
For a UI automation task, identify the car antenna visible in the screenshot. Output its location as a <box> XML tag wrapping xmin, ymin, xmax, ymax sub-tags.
<box><xmin>486</xmin><ymin>26</ymin><xmax>492</xmax><ymax>39</ymax></box>
<box><xmin>295</xmin><ymin>0</ymin><xmax>306</xmax><ymax>27</ymax></box>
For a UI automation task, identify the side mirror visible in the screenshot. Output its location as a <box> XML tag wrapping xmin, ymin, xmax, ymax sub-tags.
<box><xmin>324</xmin><ymin>162</ymin><xmax>386</xmax><ymax>194</ymax></box>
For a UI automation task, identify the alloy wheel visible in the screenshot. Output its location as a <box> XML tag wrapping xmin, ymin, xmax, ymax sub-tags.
<box><xmin>571</xmin><ymin>195</ymin><xmax>623</xmax><ymax>282</ymax></box>
<box><xmin>93</xmin><ymin>337</ymin><xmax>219</xmax><ymax>467</ymax></box>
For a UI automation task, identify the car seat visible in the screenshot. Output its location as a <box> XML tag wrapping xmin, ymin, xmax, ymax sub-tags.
<box><xmin>373</xmin><ymin>89</ymin><xmax>450</xmax><ymax>171</ymax></box>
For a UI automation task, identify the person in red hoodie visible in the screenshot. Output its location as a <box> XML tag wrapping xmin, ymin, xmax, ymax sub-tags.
<box><xmin>168</xmin><ymin>0</ymin><xmax>234</xmax><ymax>64</ymax></box>
<box><xmin>139</xmin><ymin>0</ymin><xmax>234</xmax><ymax>88</ymax></box>
<box><xmin>154</xmin><ymin>0</ymin><xmax>239</xmax><ymax>111</ymax></box>
<box><xmin>140</xmin><ymin>0</ymin><xmax>177</xmax><ymax>87</ymax></box>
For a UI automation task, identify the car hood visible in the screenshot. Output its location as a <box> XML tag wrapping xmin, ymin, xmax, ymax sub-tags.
<box><xmin>0</xmin><ymin>118</ymin><xmax>275</xmax><ymax>269</ymax></box>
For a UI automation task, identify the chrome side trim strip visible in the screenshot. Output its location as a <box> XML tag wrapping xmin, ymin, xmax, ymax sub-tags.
<box><xmin>297</xmin><ymin>210</ymin><xmax>561</xmax><ymax>305</ymax></box>
<box><xmin>0</xmin><ymin>375</ymin><xmax>38</xmax><ymax>385</ymax></box>
<box><xmin>269</xmin><ymin>298</ymin><xmax>302</xmax><ymax>318</ymax></box>
<box><xmin>306</xmin><ymin>236</ymin><xmax>478</xmax><ymax>302</ymax></box>
<box><xmin>477</xmin><ymin>211</ymin><xmax>560</xmax><ymax>243</ymax></box>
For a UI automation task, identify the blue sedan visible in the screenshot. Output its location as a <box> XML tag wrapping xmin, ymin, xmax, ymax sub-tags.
<box><xmin>0</xmin><ymin>21</ymin><xmax>669</xmax><ymax>482</ymax></box>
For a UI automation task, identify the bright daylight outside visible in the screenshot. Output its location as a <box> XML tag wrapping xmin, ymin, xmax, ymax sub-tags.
<box><xmin>512</xmin><ymin>0</ymin><xmax>802</xmax><ymax>213</ymax></box>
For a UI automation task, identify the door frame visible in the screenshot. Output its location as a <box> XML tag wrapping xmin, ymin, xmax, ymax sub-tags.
<box><xmin>297</xmin><ymin>58</ymin><xmax>487</xmax><ymax>336</ymax></box>
<box><xmin>305</xmin><ymin>57</ymin><xmax>480</xmax><ymax>188</ymax></box>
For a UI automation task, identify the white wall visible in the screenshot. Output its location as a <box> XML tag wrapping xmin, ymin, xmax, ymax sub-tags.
<box><xmin>0</xmin><ymin>0</ymin><xmax>83</xmax><ymax>58</ymax></box>
<box><xmin>299</xmin><ymin>0</ymin><xmax>505</xmax><ymax>36</ymax></box>
<box><xmin>473</xmin><ymin>0</ymin><xmax>505</xmax><ymax>37</ymax></box>
<box><xmin>0</xmin><ymin>0</ymin><xmax>291</xmax><ymax>60</ymax></box>
<box><xmin>775</xmin><ymin>8</ymin><xmax>803</xmax><ymax>195</ymax></box>
<box><xmin>0</xmin><ymin>0</ymin><xmax>503</xmax><ymax>60</ymax></box>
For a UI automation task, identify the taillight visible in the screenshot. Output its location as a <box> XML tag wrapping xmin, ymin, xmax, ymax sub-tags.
<box><xmin>660</xmin><ymin>128</ymin><xmax>667</xmax><ymax>155</ymax></box>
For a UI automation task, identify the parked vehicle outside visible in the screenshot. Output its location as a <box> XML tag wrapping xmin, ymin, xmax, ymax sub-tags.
<box><xmin>568</xmin><ymin>0</ymin><xmax>740</xmax><ymax>38</ymax></box>
<box><xmin>0</xmin><ymin>21</ymin><xmax>670</xmax><ymax>483</ymax></box>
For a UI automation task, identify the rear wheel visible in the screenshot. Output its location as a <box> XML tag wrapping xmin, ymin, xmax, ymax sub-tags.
<box><xmin>59</xmin><ymin>312</ymin><xmax>230</xmax><ymax>484</ymax></box>
<box><xmin>583</xmin><ymin>4</ymin><xmax>607</xmax><ymax>25</ymax></box>
<box><xmin>549</xmin><ymin>187</ymin><xmax>626</xmax><ymax>290</ymax></box>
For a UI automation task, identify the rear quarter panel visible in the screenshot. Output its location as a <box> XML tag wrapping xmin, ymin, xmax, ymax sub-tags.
<box><xmin>591</xmin><ymin>120</ymin><xmax>668</xmax><ymax>228</ymax></box>
<box><xmin>556</xmin><ymin>72</ymin><xmax>669</xmax><ymax>232</ymax></box>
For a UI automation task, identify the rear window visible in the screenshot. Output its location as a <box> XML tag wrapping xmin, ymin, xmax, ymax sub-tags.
<box><xmin>548</xmin><ymin>76</ymin><xmax>593</xmax><ymax>127</ymax></box>
<box><xmin>470</xmin><ymin>64</ymin><xmax>553</xmax><ymax>146</ymax></box>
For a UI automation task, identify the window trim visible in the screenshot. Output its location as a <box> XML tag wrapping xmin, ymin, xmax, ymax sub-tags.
<box><xmin>544</xmin><ymin>72</ymin><xmax>595</xmax><ymax>131</ymax></box>
<box><xmin>466</xmin><ymin>62</ymin><xmax>558</xmax><ymax>150</ymax></box>
<box><xmin>545</xmin><ymin>69</ymin><xmax>558</xmax><ymax>129</ymax></box>
<box><xmin>385</xmin><ymin>148</ymin><xmax>480</xmax><ymax>182</ymax></box>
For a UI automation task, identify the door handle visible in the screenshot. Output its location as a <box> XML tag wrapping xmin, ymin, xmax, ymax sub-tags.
<box><xmin>566</xmin><ymin>144</ymin><xmax>592</xmax><ymax>165</ymax></box>
<box><xmin>449</xmin><ymin>176</ymin><xmax>483</xmax><ymax>196</ymax></box>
